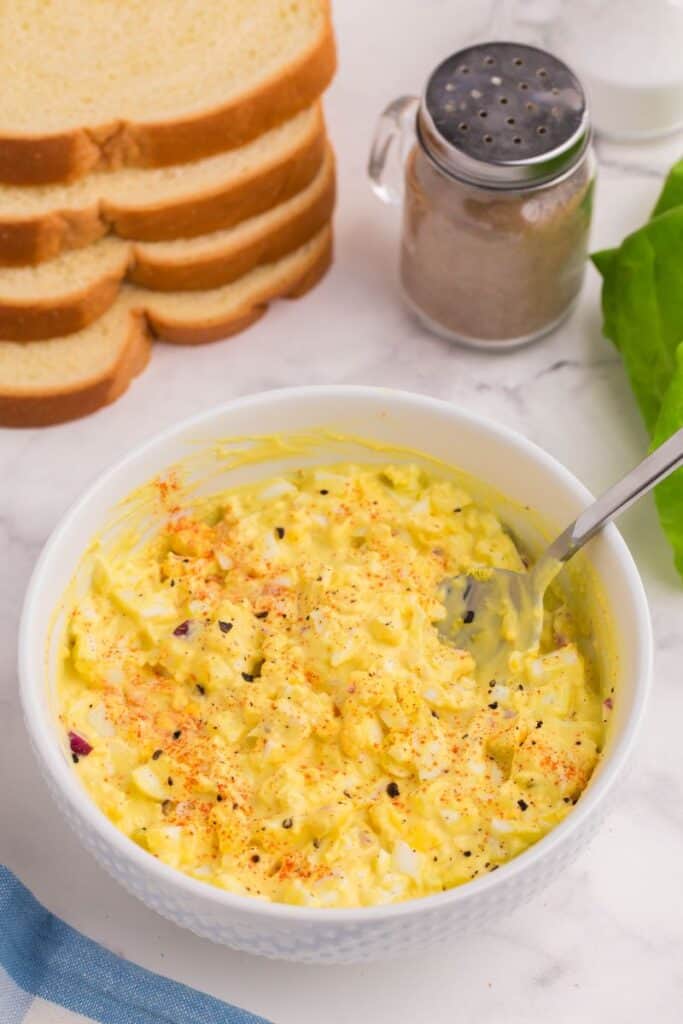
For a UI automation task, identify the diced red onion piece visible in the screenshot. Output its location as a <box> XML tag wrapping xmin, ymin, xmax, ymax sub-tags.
<box><xmin>68</xmin><ymin>731</ymin><xmax>93</xmax><ymax>756</ymax></box>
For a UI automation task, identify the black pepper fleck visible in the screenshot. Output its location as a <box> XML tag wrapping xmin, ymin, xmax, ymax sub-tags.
<box><xmin>518</xmin><ymin>799</ymin><xmax>529</xmax><ymax>811</ymax></box>
<box><xmin>196</xmin><ymin>684</ymin><xmax>205</xmax><ymax>696</ymax></box>
<box><xmin>173</xmin><ymin>620</ymin><xmax>190</xmax><ymax>637</ymax></box>
<box><xmin>488</xmin><ymin>702</ymin><xmax>498</xmax><ymax>710</ymax></box>
<box><xmin>463</xmin><ymin>850</ymin><xmax>472</xmax><ymax>857</ymax></box>
<box><xmin>282</xmin><ymin>817</ymin><xmax>293</xmax><ymax>829</ymax></box>
<box><xmin>242</xmin><ymin>672</ymin><xmax>254</xmax><ymax>682</ymax></box>
<box><xmin>463</xmin><ymin>610</ymin><xmax>475</xmax><ymax>624</ymax></box>
<box><xmin>152</xmin><ymin>749</ymin><xmax>163</xmax><ymax>760</ymax></box>
<box><xmin>216</xmin><ymin>794</ymin><xmax>223</xmax><ymax>802</ymax></box>
<box><xmin>172</xmin><ymin>730</ymin><xmax>182</xmax><ymax>740</ymax></box>
<box><xmin>386</xmin><ymin>781</ymin><xmax>400</xmax><ymax>798</ymax></box>
<box><xmin>255</xmin><ymin>611</ymin><xmax>269</xmax><ymax>619</ymax></box>
<box><xmin>251</xmin><ymin>854</ymin><xmax>260</xmax><ymax>863</ymax></box>
<box><xmin>536</xmin><ymin>720</ymin><xmax>543</xmax><ymax>729</ymax></box>
<box><xmin>72</xmin><ymin>753</ymin><xmax>79</xmax><ymax>764</ymax></box>
<box><xmin>167</xmin><ymin>777</ymin><xmax>174</xmax><ymax>786</ymax></box>
<box><xmin>275</xmin><ymin>527</ymin><xmax>285</xmax><ymax>539</ymax></box>
<box><xmin>319</xmin><ymin>489</ymin><xmax>329</xmax><ymax>495</ymax></box>
<box><xmin>218</xmin><ymin>620</ymin><xmax>233</xmax><ymax>634</ymax></box>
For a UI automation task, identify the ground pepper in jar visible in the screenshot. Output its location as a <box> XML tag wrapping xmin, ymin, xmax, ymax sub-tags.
<box><xmin>401</xmin><ymin>144</ymin><xmax>593</xmax><ymax>344</ymax></box>
<box><xmin>369</xmin><ymin>43</ymin><xmax>595</xmax><ymax>349</ymax></box>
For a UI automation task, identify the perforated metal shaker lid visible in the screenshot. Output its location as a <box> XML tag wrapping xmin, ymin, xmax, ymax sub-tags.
<box><xmin>418</xmin><ymin>42</ymin><xmax>589</xmax><ymax>189</ymax></box>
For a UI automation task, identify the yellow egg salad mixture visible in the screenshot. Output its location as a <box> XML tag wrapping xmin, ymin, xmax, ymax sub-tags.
<box><xmin>58</xmin><ymin>462</ymin><xmax>608</xmax><ymax>907</ymax></box>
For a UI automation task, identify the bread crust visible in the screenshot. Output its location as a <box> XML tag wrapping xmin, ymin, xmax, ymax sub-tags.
<box><xmin>108</xmin><ymin>119</ymin><xmax>326</xmax><ymax>242</ymax></box>
<box><xmin>131</xmin><ymin>160</ymin><xmax>334</xmax><ymax>290</ymax></box>
<box><xmin>0</xmin><ymin>152</ymin><xmax>334</xmax><ymax>339</ymax></box>
<box><xmin>0</xmin><ymin>252</ymin><xmax>129</xmax><ymax>341</ymax></box>
<box><xmin>0</xmin><ymin>228</ymin><xmax>332</xmax><ymax>426</ymax></box>
<box><xmin>0</xmin><ymin>207</ymin><xmax>106</xmax><ymax>266</ymax></box>
<box><xmin>0</xmin><ymin>12</ymin><xmax>335</xmax><ymax>186</ymax></box>
<box><xmin>0</xmin><ymin>313</ymin><xmax>151</xmax><ymax>427</ymax></box>
<box><xmin>0</xmin><ymin>109</ymin><xmax>326</xmax><ymax>266</ymax></box>
<box><xmin>146</xmin><ymin>228</ymin><xmax>332</xmax><ymax>343</ymax></box>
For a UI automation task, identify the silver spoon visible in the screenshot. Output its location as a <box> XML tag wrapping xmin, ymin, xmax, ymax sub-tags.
<box><xmin>438</xmin><ymin>427</ymin><xmax>683</xmax><ymax>675</ymax></box>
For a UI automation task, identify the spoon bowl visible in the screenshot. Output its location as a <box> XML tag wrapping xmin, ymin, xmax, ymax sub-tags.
<box><xmin>438</xmin><ymin>565</ymin><xmax>546</xmax><ymax>681</ymax></box>
<box><xmin>438</xmin><ymin>425</ymin><xmax>683</xmax><ymax>671</ymax></box>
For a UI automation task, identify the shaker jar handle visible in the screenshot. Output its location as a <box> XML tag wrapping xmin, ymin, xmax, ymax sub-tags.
<box><xmin>368</xmin><ymin>95</ymin><xmax>419</xmax><ymax>206</ymax></box>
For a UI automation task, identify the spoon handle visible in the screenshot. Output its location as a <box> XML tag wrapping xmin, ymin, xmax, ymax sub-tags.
<box><xmin>546</xmin><ymin>426</ymin><xmax>683</xmax><ymax>564</ymax></box>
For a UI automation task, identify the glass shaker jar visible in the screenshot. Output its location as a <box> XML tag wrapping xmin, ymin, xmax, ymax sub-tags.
<box><xmin>368</xmin><ymin>42</ymin><xmax>595</xmax><ymax>349</ymax></box>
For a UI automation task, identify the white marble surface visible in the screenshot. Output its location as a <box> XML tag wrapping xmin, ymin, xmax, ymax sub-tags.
<box><xmin>2</xmin><ymin>3</ymin><xmax>683</xmax><ymax>1021</ymax></box>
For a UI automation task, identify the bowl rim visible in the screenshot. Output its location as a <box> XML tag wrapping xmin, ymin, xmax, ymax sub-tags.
<box><xmin>19</xmin><ymin>385</ymin><xmax>653</xmax><ymax>924</ymax></box>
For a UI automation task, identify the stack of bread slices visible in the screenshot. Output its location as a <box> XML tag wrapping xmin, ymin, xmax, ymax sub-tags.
<box><xmin>0</xmin><ymin>0</ymin><xmax>336</xmax><ymax>427</ymax></box>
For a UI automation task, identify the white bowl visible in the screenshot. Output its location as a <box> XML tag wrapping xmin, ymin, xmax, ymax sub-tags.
<box><xmin>19</xmin><ymin>386</ymin><xmax>652</xmax><ymax>963</ymax></box>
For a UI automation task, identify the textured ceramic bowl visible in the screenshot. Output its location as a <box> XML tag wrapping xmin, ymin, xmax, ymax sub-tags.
<box><xmin>19</xmin><ymin>387</ymin><xmax>652</xmax><ymax>963</ymax></box>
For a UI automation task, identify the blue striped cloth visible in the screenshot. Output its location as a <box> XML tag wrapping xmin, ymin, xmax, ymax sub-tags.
<box><xmin>0</xmin><ymin>866</ymin><xmax>271</xmax><ymax>1024</ymax></box>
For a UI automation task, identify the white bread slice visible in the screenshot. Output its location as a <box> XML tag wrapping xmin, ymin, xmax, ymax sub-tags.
<box><xmin>0</xmin><ymin>0</ymin><xmax>335</xmax><ymax>185</ymax></box>
<box><xmin>144</xmin><ymin>225</ymin><xmax>332</xmax><ymax>345</ymax></box>
<box><xmin>133</xmin><ymin>146</ymin><xmax>335</xmax><ymax>291</ymax></box>
<box><xmin>0</xmin><ymin>227</ymin><xmax>332</xmax><ymax>427</ymax></box>
<box><xmin>0</xmin><ymin>107</ymin><xmax>326</xmax><ymax>266</ymax></box>
<box><xmin>0</xmin><ymin>303</ymin><xmax>151</xmax><ymax>429</ymax></box>
<box><xmin>0</xmin><ymin>148</ymin><xmax>335</xmax><ymax>340</ymax></box>
<box><xmin>0</xmin><ymin>239</ymin><xmax>129</xmax><ymax>340</ymax></box>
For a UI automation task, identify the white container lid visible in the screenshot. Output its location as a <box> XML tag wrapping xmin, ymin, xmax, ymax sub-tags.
<box><xmin>547</xmin><ymin>0</ymin><xmax>683</xmax><ymax>140</ymax></box>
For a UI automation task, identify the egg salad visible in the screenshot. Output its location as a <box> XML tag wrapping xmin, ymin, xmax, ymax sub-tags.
<box><xmin>58</xmin><ymin>462</ymin><xmax>606</xmax><ymax>907</ymax></box>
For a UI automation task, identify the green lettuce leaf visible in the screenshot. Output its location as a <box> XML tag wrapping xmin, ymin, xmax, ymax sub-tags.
<box><xmin>652</xmin><ymin>160</ymin><xmax>683</xmax><ymax>218</ymax></box>
<box><xmin>593</xmin><ymin>207</ymin><xmax>683</xmax><ymax>431</ymax></box>
<box><xmin>592</xmin><ymin>160</ymin><xmax>683</xmax><ymax>579</ymax></box>
<box><xmin>653</xmin><ymin>344</ymin><xmax>683</xmax><ymax>577</ymax></box>
<box><xmin>591</xmin><ymin>157</ymin><xmax>683</xmax><ymax>317</ymax></box>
